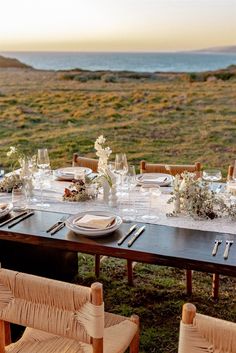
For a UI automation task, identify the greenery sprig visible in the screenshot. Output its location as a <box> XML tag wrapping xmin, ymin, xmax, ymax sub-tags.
<box><xmin>167</xmin><ymin>172</ymin><xmax>236</xmax><ymax>220</ymax></box>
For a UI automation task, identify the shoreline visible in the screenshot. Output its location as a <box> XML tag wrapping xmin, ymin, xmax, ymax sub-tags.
<box><xmin>1</xmin><ymin>53</ymin><xmax>236</xmax><ymax>75</ymax></box>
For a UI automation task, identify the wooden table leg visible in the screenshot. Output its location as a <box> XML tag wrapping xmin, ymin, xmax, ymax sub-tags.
<box><xmin>127</xmin><ymin>260</ymin><xmax>134</xmax><ymax>286</ymax></box>
<box><xmin>95</xmin><ymin>254</ymin><xmax>101</xmax><ymax>278</ymax></box>
<box><xmin>186</xmin><ymin>270</ymin><xmax>192</xmax><ymax>296</ymax></box>
<box><xmin>212</xmin><ymin>273</ymin><xmax>219</xmax><ymax>299</ymax></box>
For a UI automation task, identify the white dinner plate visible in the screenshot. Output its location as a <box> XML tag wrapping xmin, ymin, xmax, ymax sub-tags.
<box><xmin>136</xmin><ymin>173</ymin><xmax>172</xmax><ymax>187</ymax></box>
<box><xmin>0</xmin><ymin>202</ymin><xmax>13</xmax><ymax>219</ymax></box>
<box><xmin>54</xmin><ymin>167</ymin><xmax>92</xmax><ymax>181</ymax></box>
<box><xmin>66</xmin><ymin>211</ymin><xmax>122</xmax><ymax>237</ymax></box>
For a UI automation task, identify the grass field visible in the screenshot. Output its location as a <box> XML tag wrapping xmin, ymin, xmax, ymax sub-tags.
<box><xmin>1</xmin><ymin>65</ymin><xmax>236</xmax><ymax>352</ymax></box>
<box><xmin>0</xmin><ymin>66</ymin><xmax>236</xmax><ymax>176</ymax></box>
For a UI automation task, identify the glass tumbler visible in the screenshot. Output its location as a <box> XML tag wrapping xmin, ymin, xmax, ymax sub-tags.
<box><xmin>12</xmin><ymin>186</ymin><xmax>27</xmax><ymax>211</ymax></box>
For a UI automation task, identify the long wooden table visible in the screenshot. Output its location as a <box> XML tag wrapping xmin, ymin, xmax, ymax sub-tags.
<box><xmin>0</xmin><ymin>209</ymin><xmax>235</xmax><ymax>291</ymax></box>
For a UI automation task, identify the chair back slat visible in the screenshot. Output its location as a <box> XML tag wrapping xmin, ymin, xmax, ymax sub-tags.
<box><xmin>140</xmin><ymin>160</ymin><xmax>201</xmax><ymax>177</ymax></box>
<box><xmin>0</xmin><ymin>269</ymin><xmax>96</xmax><ymax>344</ymax></box>
<box><xmin>73</xmin><ymin>153</ymin><xmax>98</xmax><ymax>172</ymax></box>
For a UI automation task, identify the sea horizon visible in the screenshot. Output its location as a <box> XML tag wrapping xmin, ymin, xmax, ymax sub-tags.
<box><xmin>1</xmin><ymin>50</ymin><xmax>236</xmax><ymax>73</ymax></box>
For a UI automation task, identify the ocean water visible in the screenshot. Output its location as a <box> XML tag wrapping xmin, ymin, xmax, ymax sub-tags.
<box><xmin>1</xmin><ymin>51</ymin><xmax>236</xmax><ymax>73</ymax></box>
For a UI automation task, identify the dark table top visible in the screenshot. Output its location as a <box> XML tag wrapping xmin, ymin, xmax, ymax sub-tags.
<box><xmin>0</xmin><ymin>209</ymin><xmax>236</xmax><ymax>276</ymax></box>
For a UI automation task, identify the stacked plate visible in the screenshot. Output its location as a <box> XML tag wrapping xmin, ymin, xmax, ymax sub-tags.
<box><xmin>136</xmin><ymin>173</ymin><xmax>172</xmax><ymax>187</ymax></box>
<box><xmin>0</xmin><ymin>202</ymin><xmax>13</xmax><ymax>219</ymax></box>
<box><xmin>66</xmin><ymin>211</ymin><xmax>122</xmax><ymax>237</ymax></box>
<box><xmin>54</xmin><ymin>167</ymin><xmax>92</xmax><ymax>181</ymax></box>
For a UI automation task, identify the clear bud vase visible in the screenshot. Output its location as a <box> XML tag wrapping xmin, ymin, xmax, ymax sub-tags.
<box><xmin>102</xmin><ymin>178</ymin><xmax>110</xmax><ymax>202</ymax></box>
<box><xmin>109</xmin><ymin>185</ymin><xmax>118</xmax><ymax>207</ymax></box>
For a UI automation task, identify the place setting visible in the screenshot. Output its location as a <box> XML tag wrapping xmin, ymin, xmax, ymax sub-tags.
<box><xmin>65</xmin><ymin>210</ymin><xmax>122</xmax><ymax>237</ymax></box>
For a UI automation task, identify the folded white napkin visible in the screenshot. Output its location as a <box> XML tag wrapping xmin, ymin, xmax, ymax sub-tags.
<box><xmin>75</xmin><ymin>214</ymin><xmax>116</xmax><ymax>229</ymax></box>
<box><xmin>0</xmin><ymin>203</ymin><xmax>8</xmax><ymax>212</ymax></box>
<box><xmin>139</xmin><ymin>176</ymin><xmax>168</xmax><ymax>184</ymax></box>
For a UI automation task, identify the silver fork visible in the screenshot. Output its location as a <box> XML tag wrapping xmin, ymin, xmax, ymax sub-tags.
<box><xmin>46</xmin><ymin>215</ymin><xmax>68</xmax><ymax>233</ymax></box>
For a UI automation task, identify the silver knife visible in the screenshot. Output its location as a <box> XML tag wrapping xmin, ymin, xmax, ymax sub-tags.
<box><xmin>50</xmin><ymin>222</ymin><xmax>66</xmax><ymax>236</ymax></box>
<box><xmin>128</xmin><ymin>225</ymin><xmax>146</xmax><ymax>247</ymax></box>
<box><xmin>224</xmin><ymin>240</ymin><xmax>233</xmax><ymax>260</ymax></box>
<box><xmin>8</xmin><ymin>211</ymin><xmax>34</xmax><ymax>228</ymax></box>
<box><xmin>0</xmin><ymin>210</ymin><xmax>28</xmax><ymax>227</ymax></box>
<box><xmin>117</xmin><ymin>224</ymin><xmax>137</xmax><ymax>245</ymax></box>
<box><xmin>212</xmin><ymin>239</ymin><xmax>222</xmax><ymax>256</ymax></box>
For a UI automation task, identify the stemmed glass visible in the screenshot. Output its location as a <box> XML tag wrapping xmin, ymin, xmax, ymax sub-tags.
<box><xmin>202</xmin><ymin>169</ymin><xmax>222</xmax><ymax>191</ymax></box>
<box><xmin>119</xmin><ymin>165</ymin><xmax>137</xmax><ymax>221</ymax></box>
<box><xmin>141</xmin><ymin>186</ymin><xmax>161</xmax><ymax>222</ymax></box>
<box><xmin>115</xmin><ymin>153</ymin><xmax>128</xmax><ymax>192</ymax></box>
<box><xmin>36</xmin><ymin>148</ymin><xmax>50</xmax><ymax>207</ymax></box>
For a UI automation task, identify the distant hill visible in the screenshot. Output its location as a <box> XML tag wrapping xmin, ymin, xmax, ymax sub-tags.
<box><xmin>196</xmin><ymin>46</ymin><xmax>236</xmax><ymax>53</ymax></box>
<box><xmin>0</xmin><ymin>55</ymin><xmax>32</xmax><ymax>68</ymax></box>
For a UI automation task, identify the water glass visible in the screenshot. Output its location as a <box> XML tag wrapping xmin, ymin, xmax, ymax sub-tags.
<box><xmin>202</xmin><ymin>169</ymin><xmax>222</xmax><ymax>190</ymax></box>
<box><xmin>141</xmin><ymin>186</ymin><xmax>161</xmax><ymax>222</ymax></box>
<box><xmin>12</xmin><ymin>186</ymin><xmax>27</xmax><ymax>211</ymax></box>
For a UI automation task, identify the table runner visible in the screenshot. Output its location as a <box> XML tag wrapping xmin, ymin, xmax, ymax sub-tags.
<box><xmin>1</xmin><ymin>180</ymin><xmax>236</xmax><ymax>235</ymax></box>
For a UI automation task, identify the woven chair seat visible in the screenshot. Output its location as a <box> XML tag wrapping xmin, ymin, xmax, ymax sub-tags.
<box><xmin>6</xmin><ymin>312</ymin><xmax>137</xmax><ymax>353</ymax></box>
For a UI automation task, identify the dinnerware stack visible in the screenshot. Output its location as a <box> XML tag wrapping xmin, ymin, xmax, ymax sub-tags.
<box><xmin>54</xmin><ymin>167</ymin><xmax>92</xmax><ymax>181</ymax></box>
<box><xmin>66</xmin><ymin>210</ymin><xmax>122</xmax><ymax>237</ymax></box>
<box><xmin>136</xmin><ymin>173</ymin><xmax>172</xmax><ymax>187</ymax></box>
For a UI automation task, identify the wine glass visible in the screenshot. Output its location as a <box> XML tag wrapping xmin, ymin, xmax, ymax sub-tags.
<box><xmin>36</xmin><ymin>148</ymin><xmax>50</xmax><ymax>207</ymax></box>
<box><xmin>119</xmin><ymin>165</ymin><xmax>137</xmax><ymax>221</ymax></box>
<box><xmin>115</xmin><ymin>153</ymin><xmax>128</xmax><ymax>191</ymax></box>
<box><xmin>202</xmin><ymin>169</ymin><xmax>222</xmax><ymax>191</ymax></box>
<box><xmin>141</xmin><ymin>186</ymin><xmax>161</xmax><ymax>222</ymax></box>
<box><xmin>37</xmin><ymin>148</ymin><xmax>50</xmax><ymax>170</ymax></box>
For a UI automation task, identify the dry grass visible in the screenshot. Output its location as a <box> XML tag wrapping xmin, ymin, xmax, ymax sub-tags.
<box><xmin>0</xmin><ymin>67</ymin><xmax>236</xmax><ymax>175</ymax></box>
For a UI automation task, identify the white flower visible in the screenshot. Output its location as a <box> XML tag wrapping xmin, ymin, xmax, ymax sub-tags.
<box><xmin>6</xmin><ymin>146</ymin><xmax>17</xmax><ymax>157</ymax></box>
<box><xmin>94</xmin><ymin>135</ymin><xmax>113</xmax><ymax>181</ymax></box>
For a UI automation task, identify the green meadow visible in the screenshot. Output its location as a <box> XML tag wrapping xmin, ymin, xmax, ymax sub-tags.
<box><xmin>0</xmin><ymin>66</ymin><xmax>236</xmax><ymax>175</ymax></box>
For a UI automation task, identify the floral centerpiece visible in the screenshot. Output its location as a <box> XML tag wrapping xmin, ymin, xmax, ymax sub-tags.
<box><xmin>167</xmin><ymin>171</ymin><xmax>236</xmax><ymax>220</ymax></box>
<box><xmin>0</xmin><ymin>146</ymin><xmax>36</xmax><ymax>193</ymax></box>
<box><xmin>63</xmin><ymin>176</ymin><xmax>97</xmax><ymax>202</ymax></box>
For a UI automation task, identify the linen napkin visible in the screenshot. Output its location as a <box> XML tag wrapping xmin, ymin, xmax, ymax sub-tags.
<box><xmin>0</xmin><ymin>203</ymin><xmax>8</xmax><ymax>212</ymax></box>
<box><xmin>74</xmin><ymin>214</ymin><xmax>116</xmax><ymax>229</ymax></box>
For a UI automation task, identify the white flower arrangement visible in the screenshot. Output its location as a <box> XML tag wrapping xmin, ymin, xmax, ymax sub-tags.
<box><xmin>94</xmin><ymin>135</ymin><xmax>113</xmax><ymax>186</ymax></box>
<box><xmin>167</xmin><ymin>171</ymin><xmax>231</xmax><ymax>220</ymax></box>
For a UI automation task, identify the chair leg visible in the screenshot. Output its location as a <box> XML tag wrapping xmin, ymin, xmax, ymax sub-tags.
<box><xmin>212</xmin><ymin>273</ymin><xmax>219</xmax><ymax>299</ymax></box>
<box><xmin>127</xmin><ymin>260</ymin><xmax>134</xmax><ymax>286</ymax></box>
<box><xmin>186</xmin><ymin>270</ymin><xmax>192</xmax><ymax>296</ymax></box>
<box><xmin>4</xmin><ymin>322</ymin><xmax>11</xmax><ymax>345</ymax></box>
<box><xmin>129</xmin><ymin>315</ymin><xmax>140</xmax><ymax>353</ymax></box>
<box><xmin>95</xmin><ymin>255</ymin><xmax>100</xmax><ymax>278</ymax></box>
<box><xmin>0</xmin><ymin>320</ymin><xmax>5</xmax><ymax>353</ymax></box>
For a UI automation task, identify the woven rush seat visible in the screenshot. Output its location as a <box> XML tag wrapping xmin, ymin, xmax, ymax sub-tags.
<box><xmin>0</xmin><ymin>268</ymin><xmax>140</xmax><ymax>353</ymax></box>
<box><xmin>179</xmin><ymin>303</ymin><xmax>236</xmax><ymax>353</ymax></box>
<box><xmin>6</xmin><ymin>312</ymin><xmax>137</xmax><ymax>353</ymax></box>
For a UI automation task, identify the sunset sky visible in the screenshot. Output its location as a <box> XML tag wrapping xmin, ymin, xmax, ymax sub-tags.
<box><xmin>1</xmin><ymin>0</ymin><xmax>235</xmax><ymax>52</ymax></box>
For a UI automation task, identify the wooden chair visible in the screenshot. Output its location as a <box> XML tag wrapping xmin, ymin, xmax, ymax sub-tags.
<box><xmin>179</xmin><ymin>303</ymin><xmax>236</xmax><ymax>353</ymax></box>
<box><xmin>72</xmin><ymin>153</ymin><xmax>134</xmax><ymax>286</ymax></box>
<box><xmin>140</xmin><ymin>160</ymin><xmax>201</xmax><ymax>177</ymax></box>
<box><xmin>227</xmin><ymin>164</ymin><xmax>234</xmax><ymax>180</ymax></box>
<box><xmin>0</xmin><ymin>268</ymin><xmax>140</xmax><ymax>353</ymax></box>
<box><xmin>73</xmin><ymin>153</ymin><xmax>98</xmax><ymax>173</ymax></box>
